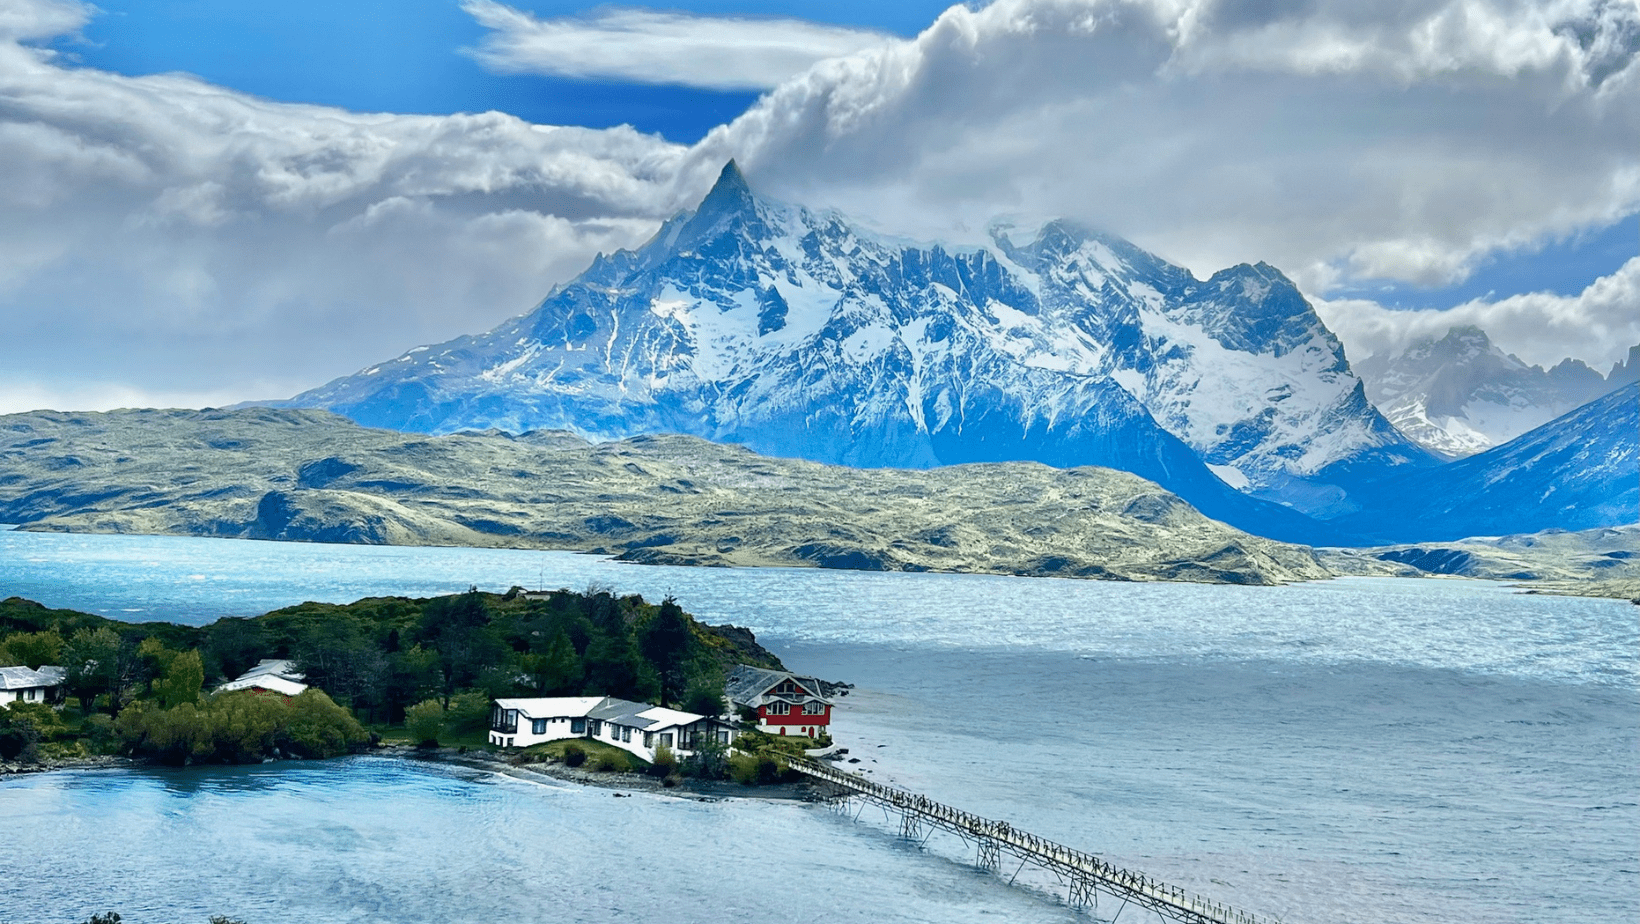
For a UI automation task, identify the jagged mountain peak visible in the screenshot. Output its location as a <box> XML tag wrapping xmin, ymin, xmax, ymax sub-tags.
<box><xmin>1357</xmin><ymin>324</ymin><xmax>1636</xmax><ymax>458</ymax></box>
<box><xmin>285</xmin><ymin>173</ymin><xmax>1434</xmax><ymax>534</ymax></box>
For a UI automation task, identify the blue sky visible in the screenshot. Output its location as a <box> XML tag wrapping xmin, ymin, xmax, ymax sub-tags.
<box><xmin>1336</xmin><ymin>214</ymin><xmax>1639</xmax><ymax>310</ymax></box>
<box><xmin>2</xmin><ymin>0</ymin><xmax>1636</xmax><ymax>411</ymax></box>
<box><xmin>58</xmin><ymin>1</ymin><xmax>948</xmax><ymax>141</ymax></box>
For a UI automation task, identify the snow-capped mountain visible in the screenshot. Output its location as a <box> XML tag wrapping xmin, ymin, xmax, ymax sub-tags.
<box><xmin>1337</xmin><ymin>382</ymin><xmax>1639</xmax><ymax>544</ymax></box>
<box><xmin>288</xmin><ymin>161</ymin><xmax>1429</xmax><ymax>534</ymax></box>
<box><xmin>1355</xmin><ymin>326</ymin><xmax>1638</xmax><ymax>458</ymax></box>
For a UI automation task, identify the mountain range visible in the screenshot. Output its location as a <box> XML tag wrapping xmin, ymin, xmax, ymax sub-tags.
<box><xmin>279</xmin><ymin>162</ymin><xmax>1635</xmax><ymax>547</ymax></box>
<box><xmin>286</xmin><ymin>162</ymin><xmax>1439</xmax><ymax>542</ymax></box>
<box><xmin>1355</xmin><ymin>327</ymin><xmax>1638</xmax><ymax>458</ymax></box>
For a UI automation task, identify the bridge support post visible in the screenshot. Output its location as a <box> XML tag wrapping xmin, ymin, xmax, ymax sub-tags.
<box><xmin>1068</xmin><ymin>873</ymin><xmax>1097</xmax><ymax>912</ymax></box>
<box><xmin>899</xmin><ymin>810</ymin><xmax>924</xmax><ymax>841</ymax></box>
<box><xmin>977</xmin><ymin>837</ymin><xmax>1000</xmax><ymax>872</ymax></box>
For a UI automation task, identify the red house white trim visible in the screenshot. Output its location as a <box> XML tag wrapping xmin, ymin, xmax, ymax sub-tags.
<box><xmin>724</xmin><ymin>665</ymin><xmax>836</xmax><ymax>739</ymax></box>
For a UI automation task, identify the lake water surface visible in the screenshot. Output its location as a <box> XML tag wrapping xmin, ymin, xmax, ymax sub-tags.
<box><xmin>2</xmin><ymin>530</ymin><xmax>1636</xmax><ymax>924</ymax></box>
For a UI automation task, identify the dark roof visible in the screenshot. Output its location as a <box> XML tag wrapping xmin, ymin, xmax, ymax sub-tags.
<box><xmin>724</xmin><ymin>664</ymin><xmax>832</xmax><ymax>708</ymax></box>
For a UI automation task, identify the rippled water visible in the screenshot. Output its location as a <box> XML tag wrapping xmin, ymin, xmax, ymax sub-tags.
<box><xmin>2</xmin><ymin>530</ymin><xmax>1636</xmax><ymax>924</ymax></box>
<box><xmin>3</xmin><ymin>530</ymin><xmax>1633</xmax><ymax>686</ymax></box>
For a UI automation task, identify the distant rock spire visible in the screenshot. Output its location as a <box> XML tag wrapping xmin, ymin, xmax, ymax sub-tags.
<box><xmin>698</xmin><ymin>159</ymin><xmax>756</xmax><ymax>216</ymax></box>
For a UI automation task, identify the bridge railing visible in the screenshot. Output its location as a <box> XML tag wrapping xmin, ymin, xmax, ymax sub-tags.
<box><xmin>788</xmin><ymin>755</ymin><xmax>1279</xmax><ymax>924</ymax></box>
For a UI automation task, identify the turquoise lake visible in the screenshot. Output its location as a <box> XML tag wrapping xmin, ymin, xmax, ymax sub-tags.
<box><xmin>2</xmin><ymin>529</ymin><xmax>1636</xmax><ymax>923</ymax></box>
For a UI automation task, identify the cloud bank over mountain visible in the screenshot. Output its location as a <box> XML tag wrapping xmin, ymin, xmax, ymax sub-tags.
<box><xmin>1</xmin><ymin>0</ymin><xmax>1635</xmax><ymax>412</ymax></box>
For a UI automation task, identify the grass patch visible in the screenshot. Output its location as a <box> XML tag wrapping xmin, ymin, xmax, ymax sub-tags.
<box><xmin>517</xmin><ymin>737</ymin><xmax>649</xmax><ymax>772</ymax></box>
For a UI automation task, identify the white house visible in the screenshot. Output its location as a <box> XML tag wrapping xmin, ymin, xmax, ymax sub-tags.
<box><xmin>724</xmin><ymin>664</ymin><xmax>836</xmax><ymax>739</ymax></box>
<box><xmin>0</xmin><ymin>665</ymin><xmax>65</xmax><ymax>708</ymax></box>
<box><xmin>488</xmin><ymin>695</ymin><xmax>735</xmax><ymax>764</ymax></box>
<box><xmin>216</xmin><ymin>659</ymin><xmax>308</xmax><ymax>696</ymax></box>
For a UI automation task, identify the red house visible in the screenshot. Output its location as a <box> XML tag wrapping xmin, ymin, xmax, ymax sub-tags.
<box><xmin>725</xmin><ymin>664</ymin><xmax>836</xmax><ymax>739</ymax></box>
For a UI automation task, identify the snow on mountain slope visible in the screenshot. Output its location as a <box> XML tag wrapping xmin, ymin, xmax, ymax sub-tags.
<box><xmin>1355</xmin><ymin>327</ymin><xmax>1638</xmax><ymax>458</ymax></box>
<box><xmin>1334</xmin><ymin>382</ymin><xmax>1639</xmax><ymax>544</ymax></box>
<box><xmin>289</xmin><ymin>162</ymin><xmax>1428</xmax><ymax>534</ymax></box>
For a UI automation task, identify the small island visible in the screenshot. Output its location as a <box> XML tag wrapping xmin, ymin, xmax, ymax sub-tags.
<box><xmin>0</xmin><ymin>587</ymin><xmax>840</xmax><ymax>790</ymax></box>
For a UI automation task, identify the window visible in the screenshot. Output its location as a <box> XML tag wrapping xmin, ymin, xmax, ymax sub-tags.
<box><xmin>609</xmin><ymin>723</ymin><xmax>619</xmax><ymax>739</ymax></box>
<box><xmin>532</xmin><ymin>718</ymin><xmax>548</xmax><ymax>735</ymax></box>
<box><xmin>767</xmin><ymin>702</ymin><xmax>790</xmax><ymax>715</ymax></box>
<box><xmin>803</xmin><ymin>701</ymin><xmax>825</xmax><ymax>715</ymax></box>
<box><xmin>660</xmin><ymin>733</ymin><xmax>673</xmax><ymax>747</ymax></box>
<box><xmin>644</xmin><ymin>732</ymin><xmax>654</xmax><ymax>748</ymax></box>
<box><xmin>589</xmin><ymin>719</ymin><xmax>602</xmax><ymax>736</ymax></box>
<box><xmin>621</xmin><ymin>727</ymin><xmax>632</xmax><ymax>743</ymax></box>
<box><xmin>571</xmin><ymin>718</ymin><xmax>586</xmax><ymax>735</ymax></box>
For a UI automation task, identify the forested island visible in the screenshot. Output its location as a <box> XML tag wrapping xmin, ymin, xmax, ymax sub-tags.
<box><xmin>0</xmin><ymin>587</ymin><xmax>784</xmax><ymax>768</ymax></box>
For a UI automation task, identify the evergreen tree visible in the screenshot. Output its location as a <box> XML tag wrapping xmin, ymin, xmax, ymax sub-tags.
<box><xmin>640</xmin><ymin>596</ymin><xmax>694</xmax><ymax>707</ymax></box>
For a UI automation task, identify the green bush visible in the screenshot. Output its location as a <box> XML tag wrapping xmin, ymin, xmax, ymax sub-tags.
<box><xmin>114</xmin><ymin>690</ymin><xmax>367</xmax><ymax>764</ymax></box>
<box><xmin>728</xmin><ymin>751</ymin><xmax>758</xmax><ymax>785</ymax></box>
<box><xmin>594</xmin><ymin>750</ymin><xmax>630</xmax><ymax>772</ymax></box>
<box><xmin>404</xmin><ymin>699</ymin><xmax>445</xmax><ymax>748</ymax></box>
<box><xmin>647</xmin><ymin>742</ymin><xmax>677</xmax><ymax>778</ymax></box>
<box><xmin>442</xmin><ymin>691</ymin><xmax>492</xmax><ymax>737</ymax></box>
<box><xmin>562</xmin><ymin>741</ymin><xmax>586</xmax><ymax>767</ymax></box>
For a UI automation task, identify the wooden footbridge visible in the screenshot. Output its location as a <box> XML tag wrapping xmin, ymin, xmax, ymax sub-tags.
<box><xmin>789</xmin><ymin>755</ymin><xmax>1282</xmax><ymax>924</ymax></box>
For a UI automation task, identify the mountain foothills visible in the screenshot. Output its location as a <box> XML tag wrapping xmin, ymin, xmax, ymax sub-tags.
<box><xmin>285</xmin><ymin>162</ymin><xmax>1433</xmax><ymax>541</ymax></box>
<box><xmin>0</xmin><ymin>407</ymin><xmax>1333</xmax><ymax>586</ymax></box>
<box><xmin>1355</xmin><ymin>327</ymin><xmax>1638</xmax><ymax>458</ymax></box>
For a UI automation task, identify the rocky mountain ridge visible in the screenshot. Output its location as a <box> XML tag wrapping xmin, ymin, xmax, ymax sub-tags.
<box><xmin>1355</xmin><ymin>326</ymin><xmax>1638</xmax><ymax>458</ymax></box>
<box><xmin>283</xmin><ymin>161</ymin><xmax>1430</xmax><ymax>537</ymax></box>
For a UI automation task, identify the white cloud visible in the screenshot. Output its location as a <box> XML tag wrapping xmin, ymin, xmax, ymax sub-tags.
<box><xmin>0</xmin><ymin>6</ymin><xmax>699</xmax><ymax>408</ymax></box>
<box><xmin>461</xmin><ymin>1</ymin><xmax>894</xmax><ymax>91</ymax></box>
<box><xmin>685</xmin><ymin>0</ymin><xmax>1638</xmax><ymax>366</ymax></box>
<box><xmin>1</xmin><ymin>0</ymin><xmax>1637</xmax><ymax>414</ymax></box>
<box><xmin>1315</xmin><ymin>255</ymin><xmax>1640</xmax><ymax>370</ymax></box>
<box><xmin>0</xmin><ymin>0</ymin><xmax>89</xmax><ymax>44</ymax></box>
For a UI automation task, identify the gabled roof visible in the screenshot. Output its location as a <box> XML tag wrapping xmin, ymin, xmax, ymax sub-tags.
<box><xmin>217</xmin><ymin>659</ymin><xmax>308</xmax><ymax>695</ymax></box>
<box><xmin>495</xmin><ymin>695</ymin><xmax>707</xmax><ymax>731</ymax></box>
<box><xmin>724</xmin><ymin>664</ymin><xmax>831</xmax><ymax>708</ymax></box>
<box><xmin>0</xmin><ymin>665</ymin><xmax>64</xmax><ymax>691</ymax></box>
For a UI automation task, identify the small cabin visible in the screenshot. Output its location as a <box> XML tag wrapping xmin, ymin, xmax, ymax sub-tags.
<box><xmin>216</xmin><ymin>659</ymin><xmax>308</xmax><ymax>697</ymax></box>
<box><xmin>0</xmin><ymin>665</ymin><xmax>65</xmax><ymax>708</ymax></box>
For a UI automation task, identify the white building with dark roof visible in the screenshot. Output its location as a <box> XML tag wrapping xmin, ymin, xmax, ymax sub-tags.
<box><xmin>0</xmin><ymin>665</ymin><xmax>65</xmax><ymax>708</ymax></box>
<box><xmin>216</xmin><ymin>659</ymin><xmax>308</xmax><ymax>697</ymax></box>
<box><xmin>724</xmin><ymin>664</ymin><xmax>835</xmax><ymax>739</ymax></box>
<box><xmin>488</xmin><ymin>695</ymin><xmax>733</xmax><ymax>763</ymax></box>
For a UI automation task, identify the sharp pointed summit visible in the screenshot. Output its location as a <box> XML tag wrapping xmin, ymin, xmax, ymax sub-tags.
<box><xmin>697</xmin><ymin>159</ymin><xmax>756</xmax><ymax>214</ymax></box>
<box><xmin>285</xmin><ymin>177</ymin><xmax>1448</xmax><ymax>541</ymax></box>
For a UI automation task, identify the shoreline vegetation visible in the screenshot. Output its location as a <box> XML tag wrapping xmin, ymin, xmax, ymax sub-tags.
<box><xmin>0</xmin><ymin>588</ymin><xmax>809</xmax><ymax>777</ymax></box>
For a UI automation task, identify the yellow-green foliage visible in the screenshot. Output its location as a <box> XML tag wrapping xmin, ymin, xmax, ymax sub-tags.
<box><xmin>404</xmin><ymin>699</ymin><xmax>444</xmax><ymax>747</ymax></box>
<box><xmin>115</xmin><ymin>689</ymin><xmax>367</xmax><ymax>764</ymax></box>
<box><xmin>154</xmin><ymin>649</ymin><xmax>204</xmax><ymax>709</ymax></box>
<box><xmin>648</xmin><ymin>742</ymin><xmax>677</xmax><ymax>777</ymax></box>
<box><xmin>0</xmin><ymin>630</ymin><xmax>62</xmax><ymax>669</ymax></box>
<box><xmin>594</xmin><ymin>750</ymin><xmax>631</xmax><ymax>772</ymax></box>
<box><xmin>727</xmin><ymin>751</ymin><xmax>759</xmax><ymax>784</ymax></box>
